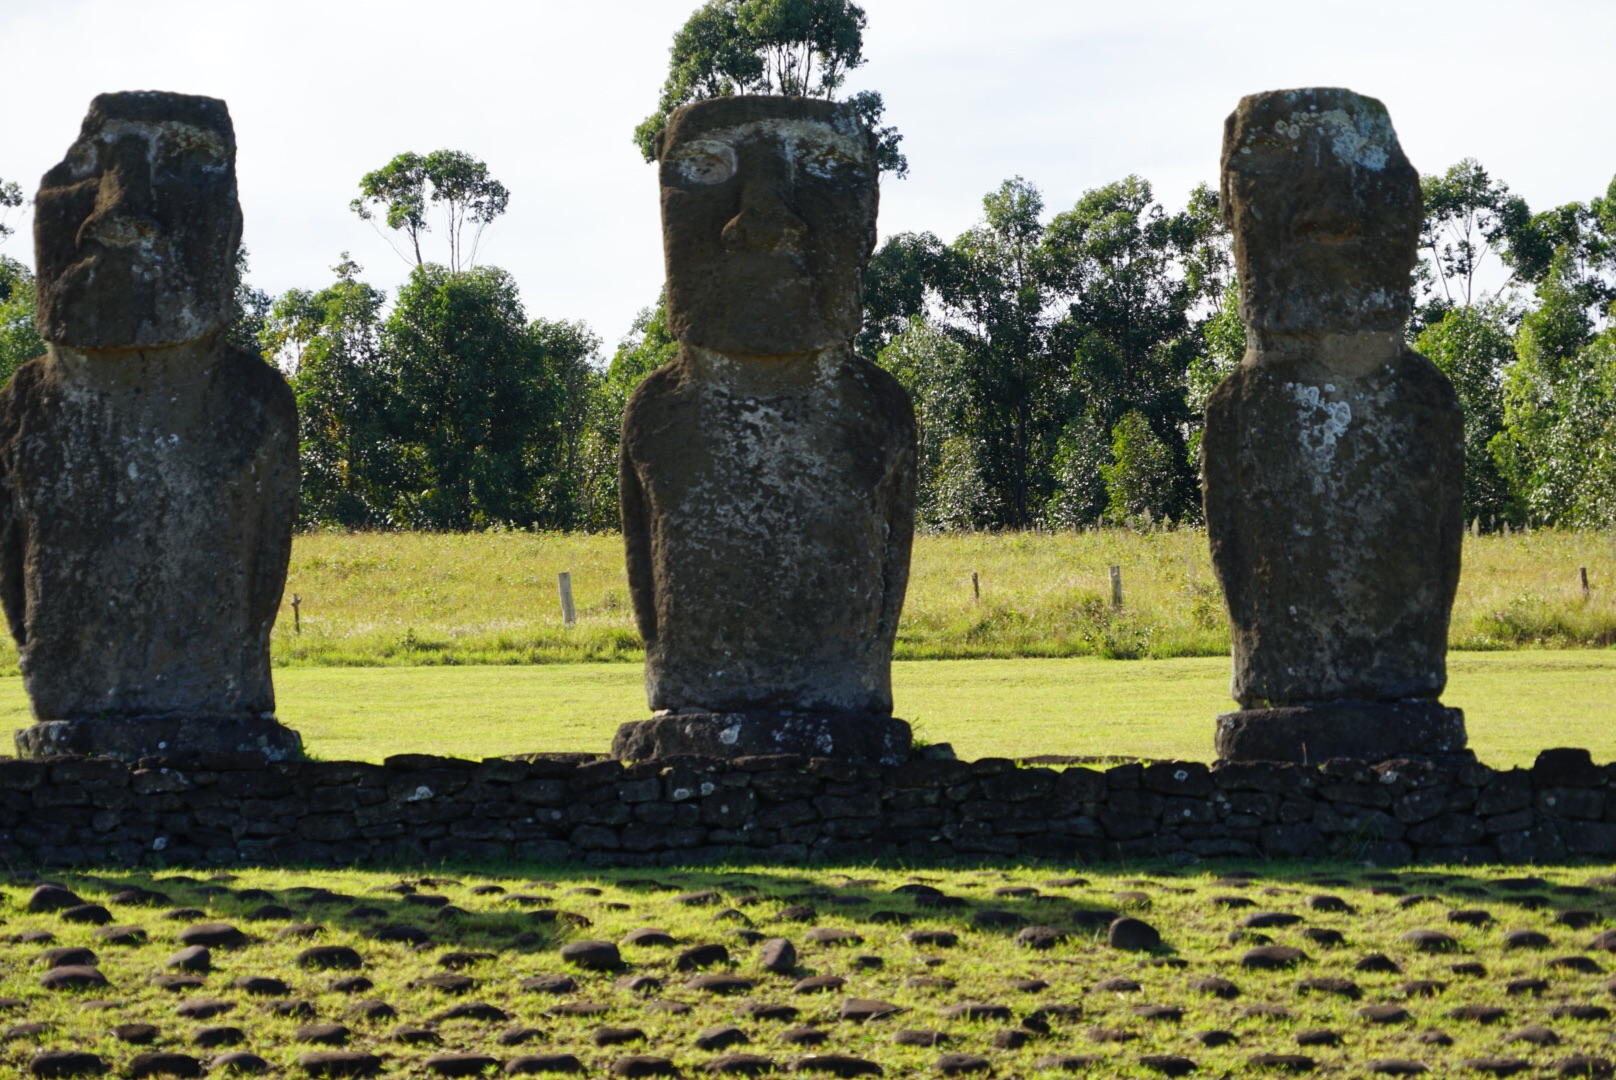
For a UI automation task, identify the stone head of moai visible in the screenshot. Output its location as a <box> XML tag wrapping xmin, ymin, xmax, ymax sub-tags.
<box><xmin>34</xmin><ymin>91</ymin><xmax>242</xmax><ymax>350</ymax></box>
<box><xmin>656</xmin><ymin>95</ymin><xmax>879</xmax><ymax>357</ymax></box>
<box><xmin>1220</xmin><ymin>87</ymin><xmax>1421</xmax><ymax>344</ymax></box>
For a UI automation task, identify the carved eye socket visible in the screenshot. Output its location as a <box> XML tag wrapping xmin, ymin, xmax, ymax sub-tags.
<box><xmin>669</xmin><ymin>142</ymin><xmax>736</xmax><ymax>186</ymax></box>
<box><xmin>62</xmin><ymin>140</ymin><xmax>99</xmax><ymax>180</ymax></box>
<box><xmin>161</xmin><ymin>129</ymin><xmax>229</xmax><ymax>175</ymax></box>
<box><xmin>800</xmin><ymin>147</ymin><xmax>860</xmax><ymax>180</ymax></box>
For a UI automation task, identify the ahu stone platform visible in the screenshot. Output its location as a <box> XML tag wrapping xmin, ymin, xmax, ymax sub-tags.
<box><xmin>4</xmin><ymin>748</ymin><xmax>1616</xmax><ymax>868</ymax></box>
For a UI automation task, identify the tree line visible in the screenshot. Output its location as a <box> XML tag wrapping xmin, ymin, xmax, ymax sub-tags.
<box><xmin>0</xmin><ymin>0</ymin><xmax>1613</xmax><ymax>532</ymax></box>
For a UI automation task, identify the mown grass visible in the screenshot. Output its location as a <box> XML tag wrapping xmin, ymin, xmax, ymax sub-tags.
<box><xmin>8</xmin><ymin>862</ymin><xmax>1616</xmax><ymax>1077</ymax></box>
<box><xmin>2</xmin><ymin>652</ymin><xmax>1609</xmax><ymax>767</ymax></box>
<box><xmin>0</xmin><ymin>528</ymin><xmax>1603</xmax><ymax>671</ymax></box>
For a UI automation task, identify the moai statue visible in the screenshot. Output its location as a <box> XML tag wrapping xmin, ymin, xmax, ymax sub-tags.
<box><xmin>612</xmin><ymin>96</ymin><xmax>917</xmax><ymax>766</ymax></box>
<box><xmin>1202</xmin><ymin>87</ymin><xmax>1467</xmax><ymax>764</ymax></box>
<box><xmin>2</xmin><ymin>91</ymin><xmax>301</xmax><ymax>760</ymax></box>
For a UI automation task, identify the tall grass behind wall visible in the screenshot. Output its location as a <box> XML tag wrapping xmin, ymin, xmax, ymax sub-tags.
<box><xmin>0</xmin><ymin>529</ymin><xmax>1607</xmax><ymax>673</ymax></box>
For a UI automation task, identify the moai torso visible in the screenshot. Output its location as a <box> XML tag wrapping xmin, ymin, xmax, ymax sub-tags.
<box><xmin>3</xmin><ymin>91</ymin><xmax>299</xmax><ymax>743</ymax></box>
<box><xmin>619</xmin><ymin>95</ymin><xmax>917</xmax><ymax>726</ymax></box>
<box><xmin>1203</xmin><ymin>88</ymin><xmax>1464</xmax><ymax>711</ymax></box>
<box><xmin>0</xmin><ymin>345</ymin><xmax>296</xmax><ymax>720</ymax></box>
<box><xmin>623</xmin><ymin>346</ymin><xmax>914</xmax><ymax>714</ymax></box>
<box><xmin>1204</xmin><ymin>345</ymin><xmax>1462</xmax><ymax>707</ymax></box>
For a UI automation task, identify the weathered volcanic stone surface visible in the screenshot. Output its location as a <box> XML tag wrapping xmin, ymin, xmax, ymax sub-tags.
<box><xmin>6</xmin><ymin>91</ymin><xmax>300</xmax><ymax>762</ymax></box>
<box><xmin>1216</xmin><ymin>701</ymin><xmax>1466</xmax><ymax>764</ymax></box>
<box><xmin>1203</xmin><ymin>87</ymin><xmax>1464</xmax><ymax>763</ymax></box>
<box><xmin>613</xmin><ymin>711</ymin><xmax>910</xmax><ymax>766</ymax></box>
<box><xmin>616</xmin><ymin>96</ymin><xmax>916</xmax><ymax>765</ymax></box>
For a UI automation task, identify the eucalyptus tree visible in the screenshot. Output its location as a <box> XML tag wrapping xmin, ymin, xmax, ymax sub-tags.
<box><xmin>635</xmin><ymin>0</ymin><xmax>906</xmax><ymax>176</ymax></box>
<box><xmin>351</xmin><ymin>150</ymin><xmax>510</xmax><ymax>272</ymax></box>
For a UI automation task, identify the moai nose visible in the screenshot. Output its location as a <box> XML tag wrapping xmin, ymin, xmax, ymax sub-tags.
<box><xmin>721</xmin><ymin>181</ymin><xmax>809</xmax><ymax>255</ymax></box>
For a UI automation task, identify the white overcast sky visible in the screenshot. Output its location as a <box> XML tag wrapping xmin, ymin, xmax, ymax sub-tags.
<box><xmin>2</xmin><ymin>0</ymin><xmax>1612</xmax><ymax>352</ymax></box>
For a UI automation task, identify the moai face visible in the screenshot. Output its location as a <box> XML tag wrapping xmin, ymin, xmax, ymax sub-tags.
<box><xmin>1220</xmin><ymin>88</ymin><xmax>1421</xmax><ymax>336</ymax></box>
<box><xmin>34</xmin><ymin>91</ymin><xmax>242</xmax><ymax>349</ymax></box>
<box><xmin>657</xmin><ymin>96</ymin><xmax>878</xmax><ymax>356</ymax></box>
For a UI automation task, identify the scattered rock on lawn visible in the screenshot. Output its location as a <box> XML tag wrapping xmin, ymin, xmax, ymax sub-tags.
<box><xmin>1015</xmin><ymin>926</ymin><xmax>1066</xmax><ymax>950</ymax></box>
<box><xmin>1189</xmin><ymin>976</ymin><xmax>1240</xmax><ymax>999</ymax></box>
<box><xmin>760</xmin><ymin>938</ymin><xmax>797</xmax><ymax>973</ymax></box>
<box><xmin>1242</xmin><ymin>946</ymin><xmax>1307</xmax><ymax>970</ymax></box>
<box><xmin>561</xmin><ymin>941</ymin><xmax>622</xmax><ymax>971</ymax></box>
<box><xmin>297</xmin><ymin>1051</ymin><xmax>382</xmax><ymax>1078</ymax></box>
<box><xmin>1108</xmin><ymin>918</ymin><xmax>1160</xmax><ymax>951</ymax></box>
<box><xmin>28</xmin><ymin>1051</ymin><xmax>104</xmax><ymax>1078</ymax></box>
<box><xmin>27</xmin><ymin>886</ymin><xmax>84</xmax><ymax>913</ymax></box>
<box><xmin>935</xmin><ymin>1054</ymin><xmax>991</xmax><ymax>1076</ymax></box>
<box><xmin>506</xmin><ymin>1054</ymin><xmax>586</xmax><ymax>1075</ymax></box>
<box><xmin>178</xmin><ymin>924</ymin><xmax>247</xmax><ymax>949</ymax></box>
<box><xmin>1401</xmin><ymin>930</ymin><xmax>1459</xmax><ymax>953</ymax></box>
<box><xmin>166</xmin><ymin>946</ymin><xmax>210</xmax><ymax>972</ymax></box>
<box><xmin>839</xmin><ymin>999</ymin><xmax>903</xmax><ymax>1022</ymax></box>
<box><xmin>127</xmin><ymin>1053</ymin><xmax>202</xmax><ymax>1079</ymax></box>
<box><xmin>40</xmin><ymin>966</ymin><xmax>107</xmax><ymax>991</ymax></box>
<box><xmin>697</xmin><ymin>1026</ymin><xmax>750</xmax><ymax>1051</ymax></box>
<box><xmin>611</xmin><ymin>1056</ymin><xmax>680</xmax><ymax>1078</ymax></box>
<box><xmin>678</xmin><ymin>944</ymin><xmax>730</xmax><ymax>970</ymax></box>
<box><xmin>1246</xmin><ymin>1055</ymin><xmax>1315</xmax><ymax>1073</ymax></box>
<box><xmin>212</xmin><ymin>1053</ymin><xmax>270</xmax><ymax>1075</ymax></box>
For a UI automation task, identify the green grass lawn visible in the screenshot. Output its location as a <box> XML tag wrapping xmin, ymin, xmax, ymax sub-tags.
<box><xmin>5</xmin><ymin>651</ymin><xmax>1609</xmax><ymax>767</ymax></box>
<box><xmin>8</xmin><ymin>862</ymin><xmax>1616</xmax><ymax>1078</ymax></box>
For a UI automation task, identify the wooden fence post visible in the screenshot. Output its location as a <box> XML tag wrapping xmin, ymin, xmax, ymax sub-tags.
<box><xmin>558</xmin><ymin>572</ymin><xmax>577</xmax><ymax>628</ymax></box>
<box><xmin>1109</xmin><ymin>565</ymin><xmax>1123</xmax><ymax>609</ymax></box>
<box><xmin>1582</xmin><ymin>567</ymin><xmax>1592</xmax><ymax>602</ymax></box>
<box><xmin>971</xmin><ymin>571</ymin><xmax>980</xmax><ymax>602</ymax></box>
<box><xmin>291</xmin><ymin>594</ymin><xmax>301</xmax><ymax>635</ymax></box>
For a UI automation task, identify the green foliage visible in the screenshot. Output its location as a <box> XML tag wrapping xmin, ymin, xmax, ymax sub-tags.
<box><xmin>1416</xmin><ymin>159</ymin><xmax>1527</xmax><ymax>329</ymax></box>
<box><xmin>351</xmin><ymin>150</ymin><xmax>510</xmax><ymax>271</ymax></box>
<box><xmin>0</xmin><ymin>256</ymin><xmax>45</xmax><ymax>382</ymax></box>
<box><xmin>0</xmin><ymin>177</ymin><xmax>22</xmax><ymax>246</ymax></box>
<box><xmin>1415</xmin><ymin>303</ymin><xmax>1517</xmax><ymax>525</ymax></box>
<box><xmin>575</xmin><ymin>299</ymin><xmax>679</xmax><ymax>530</ymax></box>
<box><xmin>635</xmin><ymin>0</ymin><xmax>906</xmax><ymax>176</ymax></box>
<box><xmin>270</xmin><ymin>256</ymin><xmax>394</xmax><ymax>526</ymax></box>
<box><xmin>864</xmin><ymin>174</ymin><xmax>1228</xmax><ymax>530</ymax></box>
<box><xmin>1044</xmin><ymin>409</ymin><xmax>1110</xmax><ymax>528</ymax></box>
<box><xmin>876</xmin><ymin>315</ymin><xmax>983</xmax><ymax>528</ymax></box>
<box><xmin>276</xmin><ymin>258</ymin><xmax>593</xmax><ymax>531</ymax></box>
<box><xmin>380</xmin><ymin>264</ymin><xmax>564</xmax><ymax>529</ymax></box>
<box><xmin>530</xmin><ymin>317</ymin><xmax>604</xmax><ymax>531</ymax></box>
<box><xmin>227</xmin><ymin>246</ymin><xmax>272</xmax><ymax>357</ymax></box>
<box><xmin>858</xmin><ymin>230</ymin><xmax>944</xmax><ymax>360</ymax></box>
<box><xmin>1183</xmin><ymin>280</ymin><xmax>1245</xmax><ymax>464</ymax></box>
<box><xmin>1101</xmin><ymin>409</ymin><xmax>1179</xmax><ymax>525</ymax></box>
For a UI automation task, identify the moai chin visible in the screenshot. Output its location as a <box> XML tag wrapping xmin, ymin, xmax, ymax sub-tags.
<box><xmin>1201</xmin><ymin>87</ymin><xmax>1467</xmax><ymax>764</ymax></box>
<box><xmin>3</xmin><ymin>91</ymin><xmax>301</xmax><ymax>761</ymax></box>
<box><xmin>612</xmin><ymin>95</ymin><xmax>918</xmax><ymax>766</ymax></box>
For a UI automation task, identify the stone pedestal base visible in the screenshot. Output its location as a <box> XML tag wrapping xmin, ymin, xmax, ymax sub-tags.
<box><xmin>613</xmin><ymin>712</ymin><xmax>912</xmax><ymax>766</ymax></box>
<box><xmin>15</xmin><ymin>716</ymin><xmax>303</xmax><ymax>762</ymax></box>
<box><xmin>1215</xmin><ymin>700</ymin><xmax>1467</xmax><ymax>764</ymax></box>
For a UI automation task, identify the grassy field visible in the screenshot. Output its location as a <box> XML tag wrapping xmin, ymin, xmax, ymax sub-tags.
<box><xmin>0</xmin><ymin>527</ymin><xmax>1579</xmax><ymax>672</ymax></box>
<box><xmin>8</xmin><ymin>862</ymin><xmax>1616</xmax><ymax>1078</ymax></box>
<box><xmin>3</xmin><ymin>651</ymin><xmax>1609</xmax><ymax>767</ymax></box>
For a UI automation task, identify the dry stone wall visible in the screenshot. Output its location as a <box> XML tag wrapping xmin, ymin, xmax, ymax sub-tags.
<box><xmin>3</xmin><ymin>748</ymin><xmax>1616</xmax><ymax>869</ymax></box>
